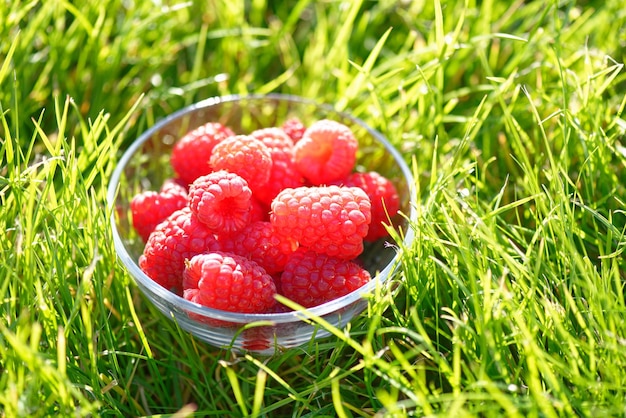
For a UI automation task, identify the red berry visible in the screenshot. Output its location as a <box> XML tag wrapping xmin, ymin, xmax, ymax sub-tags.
<box><xmin>249</xmin><ymin>196</ymin><xmax>269</xmax><ymax>223</ymax></box>
<box><xmin>250</xmin><ymin>127</ymin><xmax>294</xmax><ymax>154</ymax></box>
<box><xmin>182</xmin><ymin>252</ymin><xmax>277</xmax><ymax>313</ymax></box>
<box><xmin>139</xmin><ymin>207</ymin><xmax>221</xmax><ymax>293</ymax></box>
<box><xmin>336</xmin><ymin>171</ymin><xmax>400</xmax><ymax>241</ymax></box>
<box><xmin>229</xmin><ymin>221</ymin><xmax>298</xmax><ymax>274</ymax></box>
<box><xmin>249</xmin><ymin>127</ymin><xmax>305</xmax><ymax>204</ymax></box>
<box><xmin>209</xmin><ymin>135</ymin><xmax>272</xmax><ymax>189</ymax></box>
<box><xmin>241</xmin><ymin>326</ymin><xmax>273</xmax><ymax>351</ymax></box>
<box><xmin>160</xmin><ymin>178</ymin><xmax>188</xmax><ymax>194</ymax></box>
<box><xmin>170</xmin><ymin>122</ymin><xmax>234</xmax><ymax>184</ymax></box>
<box><xmin>264</xmin><ymin>300</ymin><xmax>293</xmax><ymax>313</ymax></box>
<box><xmin>270</xmin><ymin>185</ymin><xmax>371</xmax><ymax>259</ymax></box>
<box><xmin>293</xmin><ymin>119</ymin><xmax>357</xmax><ymax>185</ymax></box>
<box><xmin>188</xmin><ymin>170</ymin><xmax>253</xmax><ymax>235</ymax></box>
<box><xmin>130</xmin><ymin>185</ymin><xmax>187</xmax><ymax>242</ymax></box>
<box><xmin>280</xmin><ymin>250</ymin><xmax>371</xmax><ymax>307</ymax></box>
<box><xmin>281</xmin><ymin>117</ymin><xmax>306</xmax><ymax>143</ymax></box>
<box><xmin>254</xmin><ymin>157</ymin><xmax>305</xmax><ymax>206</ymax></box>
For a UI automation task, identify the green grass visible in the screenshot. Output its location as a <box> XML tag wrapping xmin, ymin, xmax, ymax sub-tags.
<box><xmin>2</xmin><ymin>0</ymin><xmax>626</xmax><ymax>416</ymax></box>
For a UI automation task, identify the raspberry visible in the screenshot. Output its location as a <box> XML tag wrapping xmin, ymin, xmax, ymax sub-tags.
<box><xmin>182</xmin><ymin>252</ymin><xmax>277</xmax><ymax>313</ymax></box>
<box><xmin>281</xmin><ymin>117</ymin><xmax>306</xmax><ymax>143</ymax></box>
<box><xmin>229</xmin><ymin>221</ymin><xmax>298</xmax><ymax>274</ymax></box>
<box><xmin>270</xmin><ymin>185</ymin><xmax>371</xmax><ymax>259</ymax></box>
<box><xmin>130</xmin><ymin>184</ymin><xmax>187</xmax><ymax>242</ymax></box>
<box><xmin>249</xmin><ymin>127</ymin><xmax>305</xmax><ymax>204</ymax></box>
<box><xmin>241</xmin><ymin>326</ymin><xmax>273</xmax><ymax>351</ymax></box>
<box><xmin>209</xmin><ymin>135</ymin><xmax>272</xmax><ymax>190</ymax></box>
<box><xmin>249</xmin><ymin>197</ymin><xmax>269</xmax><ymax>223</ymax></box>
<box><xmin>293</xmin><ymin>119</ymin><xmax>357</xmax><ymax>185</ymax></box>
<box><xmin>170</xmin><ymin>122</ymin><xmax>234</xmax><ymax>184</ymax></box>
<box><xmin>280</xmin><ymin>250</ymin><xmax>371</xmax><ymax>307</ymax></box>
<box><xmin>254</xmin><ymin>157</ymin><xmax>305</xmax><ymax>206</ymax></box>
<box><xmin>139</xmin><ymin>207</ymin><xmax>221</xmax><ymax>293</ymax></box>
<box><xmin>265</xmin><ymin>300</ymin><xmax>293</xmax><ymax>313</ymax></box>
<box><xmin>160</xmin><ymin>177</ymin><xmax>189</xmax><ymax>194</ymax></box>
<box><xmin>188</xmin><ymin>170</ymin><xmax>253</xmax><ymax>235</ymax></box>
<box><xmin>250</xmin><ymin>127</ymin><xmax>294</xmax><ymax>154</ymax></box>
<box><xmin>336</xmin><ymin>171</ymin><xmax>400</xmax><ymax>241</ymax></box>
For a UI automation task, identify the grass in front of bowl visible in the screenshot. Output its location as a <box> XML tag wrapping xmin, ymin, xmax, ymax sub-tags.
<box><xmin>1</xmin><ymin>0</ymin><xmax>626</xmax><ymax>416</ymax></box>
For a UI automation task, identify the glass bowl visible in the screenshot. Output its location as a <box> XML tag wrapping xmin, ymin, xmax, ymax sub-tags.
<box><xmin>107</xmin><ymin>93</ymin><xmax>416</xmax><ymax>355</ymax></box>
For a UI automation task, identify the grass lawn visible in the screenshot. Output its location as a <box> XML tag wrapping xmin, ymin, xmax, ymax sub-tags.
<box><xmin>2</xmin><ymin>0</ymin><xmax>626</xmax><ymax>416</ymax></box>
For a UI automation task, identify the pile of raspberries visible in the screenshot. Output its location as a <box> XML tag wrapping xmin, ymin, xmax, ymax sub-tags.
<box><xmin>130</xmin><ymin>117</ymin><xmax>400</xmax><ymax>314</ymax></box>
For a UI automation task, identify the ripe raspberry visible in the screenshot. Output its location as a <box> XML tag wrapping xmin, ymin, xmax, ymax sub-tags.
<box><xmin>188</xmin><ymin>170</ymin><xmax>253</xmax><ymax>235</ymax></box>
<box><xmin>130</xmin><ymin>184</ymin><xmax>187</xmax><ymax>242</ymax></box>
<box><xmin>209</xmin><ymin>135</ymin><xmax>272</xmax><ymax>190</ymax></box>
<box><xmin>139</xmin><ymin>207</ymin><xmax>221</xmax><ymax>293</ymax></box>
<box><xmin>293</xmin><ymin>119</ymin><xmax>357</xmax><ymax>185</ymax></box>
<box><xmin>241</xmin><ymin>326</ymin><xmax>273</xmax><ymax>352</ymax></box>
<box><xmin>265</xmin><ymin>301</ymin><xmax>293</xmax><ymax>313</ymax></box>
<box><xmin>280</xmin><ymin>250</ymin><xmax>371</xmax><ymax>307</ymax></box>
<box><xmin>281</xmin><ymin>117</ymin><xmax>306</xmax><ymax>143</ymax></box>
<box><xmin>182</xmin><ymin>252</ymin><xmax>277</xmax><ymax>313</ymax></box>
<box><xmin>249</xmin><ymin>127</ymin><xmax>304</xmax><ymax>204</ymax></box>
<box><xmin>229</xmin><ymin>221</ymin><xmax>298</xmax><ymax>274</ymax></box>
<box><xmin>270</xmin><ymin>185</ymin><xmax>371</xmax><ymax>259</ymax></box>
<box><xmin>336</xmin><ymin>171</ymin><xmax>400</xmax><ymax>241</ymax></box>
<box><xmin>160</xmin><ymin>177</ymin><xmax>189</xmax><ymax>194</ymax></box>
<box><xmin>249</xmin><ymin>196</ymin><xmax>269</xmax><ymax>223</ymax></box>
<box><xmin>170</xmin><ymin>122</ymin><xmax>234</xmax><ymax>184</ymax></box>
<box><xmin>254</xmin><ymin>157</ymin><xmax>305</xmax><ymax>206</ymax></box>
<box><xmin>250</xmin><ymin>127</ymin><xmax>294</xmax><ymax>154</ymax></box>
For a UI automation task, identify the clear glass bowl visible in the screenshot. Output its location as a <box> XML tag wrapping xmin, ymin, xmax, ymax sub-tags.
<box><xmin>107</xmin><ymin>94</ymin><xmax>416</xmax><ymax>355</ymax></box>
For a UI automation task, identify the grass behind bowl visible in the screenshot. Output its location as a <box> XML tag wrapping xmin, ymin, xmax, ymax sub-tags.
<box><xmin>1</xmin><ymin>0</ymin><xmax>626</xmax><ymax>416</ymax></box>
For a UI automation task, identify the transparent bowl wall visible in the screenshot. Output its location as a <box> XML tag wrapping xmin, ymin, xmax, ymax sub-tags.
<box><xmin>108</xmin><ymin>94</ymin><xmax>416</xmax><ymax>355</ymax></box>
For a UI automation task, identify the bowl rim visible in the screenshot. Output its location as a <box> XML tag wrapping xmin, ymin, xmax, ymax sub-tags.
<box><xmin>107</xmin><ymin>93</ymin><xmax>417</xmax><ymax>324</ymax></box>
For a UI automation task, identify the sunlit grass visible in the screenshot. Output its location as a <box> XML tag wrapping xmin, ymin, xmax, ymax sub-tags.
<box><xmin>1</xmin><ymin>0</ymin><xmax>626</xmax><ymax>416</ymax></box>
